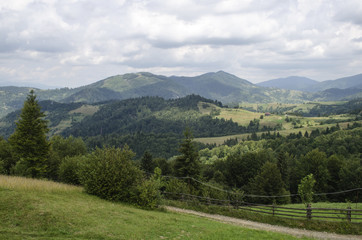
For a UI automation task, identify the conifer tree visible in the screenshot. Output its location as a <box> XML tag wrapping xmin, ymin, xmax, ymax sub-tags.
<box><xmin>9</xmin><ymin>90</ymin><xmax>50</xmax><ymax>178</ymax></box>
<box><xmin>140</xmin><ymin>151</ymin><xmax>154</xmax><ymax>173</ymax></box>
<box><xmin>174</xmin><ymin>128</ymin><xmax>200</xmax><ymax>178</ymax></box>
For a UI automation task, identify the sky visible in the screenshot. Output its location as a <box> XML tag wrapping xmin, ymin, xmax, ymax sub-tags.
<box><xmin>1</xmin><ymin>0</ymin><xmax>362</xmax><ymax>88</ymax></box>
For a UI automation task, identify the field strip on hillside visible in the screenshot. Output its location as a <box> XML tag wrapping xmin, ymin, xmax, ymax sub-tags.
<box><xmin>164</xmin><ymin>206</ymin><xmax>362</xmax><ymax>240</ymax></box>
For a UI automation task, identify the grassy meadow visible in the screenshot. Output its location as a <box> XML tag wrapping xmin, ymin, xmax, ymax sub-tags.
<box><xmin>195</xmin><ymin>121</ymin><xmax>357</xmax><ymax>145</ymax></box>
<box><xmin>0</xmin><ymin>175</ymin><xmax>313</xmax><ymax>240</ymax></box>
<box><xmin>195</xmin><ymin>102</ymin><xmax>359</xmax><ymax>145</ymax></box>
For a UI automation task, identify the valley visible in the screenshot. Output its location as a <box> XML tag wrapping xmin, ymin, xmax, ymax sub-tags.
<box><xmin>0</xmin><ymin>71</ymin><xmax>361</xmax><ymax>239</ymax></box>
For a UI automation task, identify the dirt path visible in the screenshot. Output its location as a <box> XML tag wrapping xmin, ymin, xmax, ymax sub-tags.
<box><xmin>165</xmin><ymin>206</ymin><xmax>362</xmax><ymax>240</ymax></box>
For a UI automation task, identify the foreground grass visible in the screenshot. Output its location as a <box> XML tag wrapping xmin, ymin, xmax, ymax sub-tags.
<box><xmin>0</xmin><ymin>175</ymin><xmax>312</xmax><ymax>240</ymax></box>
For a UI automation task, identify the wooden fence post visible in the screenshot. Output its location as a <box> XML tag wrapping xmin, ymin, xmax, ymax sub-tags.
<box><xmin>233</xmin><ymin>199</ymin><xmax>239</xmax><ymax>209</ymax></box>
<box><xmin>347</xmin><ymin>207</ymin><xmax>351</xmax><ymax>222</ymax></box>
<box><xmin>307</xmin><ymin>204</ymin><xmax>312</xmax><ymax>220</ymax></box>
<box><xmin>272</xmin><ymin>204</ymin><xmax>275</xmax><ymax>217</ymax></box>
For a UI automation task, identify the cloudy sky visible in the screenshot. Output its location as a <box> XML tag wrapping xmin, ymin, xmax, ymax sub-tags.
<box><xmin>1</xmin><ymin>0</ymin><xmax>362</xmax><ymax>88</ymax></box>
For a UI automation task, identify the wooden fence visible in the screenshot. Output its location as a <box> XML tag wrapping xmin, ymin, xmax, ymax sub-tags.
<box><xmin>164</xmin><ymin>192</ymin><xmax>362</xmax><ymax>223</ymax></box>
<box><xmin>238</xmin><ymin>202</ymin><xmax>362</xmax><ymax>222</ymax></box>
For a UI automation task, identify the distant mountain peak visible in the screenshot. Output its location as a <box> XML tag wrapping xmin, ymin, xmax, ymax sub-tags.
<box><xmin>257</xmin><ymin>76</ymin><xmax>318</xmax><ymax>92</ymax></box>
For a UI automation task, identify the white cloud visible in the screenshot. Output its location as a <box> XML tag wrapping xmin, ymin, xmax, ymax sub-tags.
<box><xmin>0</xmin><ymin>0</ymin><xmax>362</xmax><ymax>87</ymax></box>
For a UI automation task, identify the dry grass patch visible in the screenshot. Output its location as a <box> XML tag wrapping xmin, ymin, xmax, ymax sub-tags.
<box><xmin>0</xmin><ymin>175</ymin><xmax>82</xmax><ymax>193</ymax></box>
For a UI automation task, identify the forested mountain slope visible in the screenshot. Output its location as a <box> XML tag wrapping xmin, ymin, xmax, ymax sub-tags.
<box><xmin>1</xmin><ymin>95</ymin><xmax>272</xmax><ymax>158</ymax></box>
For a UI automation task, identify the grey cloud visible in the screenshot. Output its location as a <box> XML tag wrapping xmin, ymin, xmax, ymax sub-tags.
<box><xmin>0</xmin><ymin>0</ymin><xmax>362</xmax><ymax>88</ymax></box>
<box><xmin>150</xmin><ymin>36</ymin><xmax>266</xmax><ymax>49</ymax></box>
<box><xmin>333</xmin><ymin>1</ymin><xmax>362</xmax><ymax>26</ymax></box>
<box><xmin>23</xmin><ymin>37</ymin><xmax>73</xmax><ymax>53</ymax></box>
<box><xmin>353</xmin><ymin>37</ymin><xmax>362</xmax><ymax>42</ymax></box>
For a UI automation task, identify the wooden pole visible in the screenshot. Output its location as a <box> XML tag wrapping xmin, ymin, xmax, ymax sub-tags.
<box><xmin>347</xmin><ymin>207</ymin><xmax>351</xmax><ymax>222</ymax></box>
<box><xmin>307</xmin><ymin>204</ymin><xmax>312</xmax><ymax>220</ymax></box>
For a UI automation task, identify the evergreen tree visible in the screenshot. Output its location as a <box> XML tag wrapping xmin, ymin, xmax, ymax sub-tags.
<box><xmin>277</xmin><ymin>151</ymin><xmax>290</xmax><ymax>188</ymax></box>
<box><xmin>174</xmin><ymin>128</ymin><xmax>200</xmax><ymax>178</ymax></box>
<box><xmin>140</xmin><ymin>151</ymin><xmax>155</xmax><ymax>173</ymax></box>
<box><xmin>249</xmin><ymin>161</ymin><xmax>290</xmax><ymax>204</ymax></box>
<box><xmin>9</xmin><ymin>90</ymin><xmax>50</xmax><ymax>178</ymax></box>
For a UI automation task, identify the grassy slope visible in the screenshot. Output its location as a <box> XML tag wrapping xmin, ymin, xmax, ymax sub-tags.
<box><xmin>195</xmin><ymin>121</ymin><xmax>358</xmax><ymax>145</ymax></box>
<box><xmin>195</xmin><ymin>103</ymin><xmax>359</xmax><ymax>145</ymax></box>
<box><xmin>0</xmin><ymin>175</ymin><xmax>312</xmax><ymax>240</ymax></box>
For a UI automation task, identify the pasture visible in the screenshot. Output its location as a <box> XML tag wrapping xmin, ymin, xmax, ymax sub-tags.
<box><xmin>0</xmin><ymin>175</ymin><xmax>312</xmax><ymax>240</ymax></box>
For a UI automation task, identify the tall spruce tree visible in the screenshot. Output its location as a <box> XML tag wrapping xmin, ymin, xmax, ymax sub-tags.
<box><xmin>9</xmin><ymin>90</ymin><xmax>50</xmax><ymax>178</ymax></box>
<box><xmin>140</xmin><ymin>151</ymin><xmax>155</xmax><ymax>173</ymax></box>
<box><xmin>174</xmin><ymin>128</ymin><xmax>200</xmax><ymax>178</ymax></box>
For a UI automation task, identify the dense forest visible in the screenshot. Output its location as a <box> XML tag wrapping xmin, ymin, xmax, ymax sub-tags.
<box><xmin>0</xmin><ymin>94</ymin><xmax>277</xmax><ymax>158</ymax></box>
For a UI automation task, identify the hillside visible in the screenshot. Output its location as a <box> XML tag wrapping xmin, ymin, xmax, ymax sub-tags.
<box><xmin>1</xmin><ymin>95</ymin><xmax>265</xmax><ymax>158</ymax></box>
<box><xmin>257</xmin><ymin>76</ymin><xmax>318</xmax><ymax>91</ymax></box>
<box><xmin>0</xmin><ymin>71</ymin><xmax>361</xmax><ymax>118</ymax></box>
<box><xmin>0</xmin><ymin>175</ymin><xmax>308</xmax><ymax>240</ymax></box>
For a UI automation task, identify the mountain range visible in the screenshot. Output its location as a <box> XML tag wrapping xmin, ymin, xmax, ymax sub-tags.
<box><xmin>0</xmin><ymin>71</ymin><xmax>361</xmax><ymax>118</ymax></box>
<box><xmin>257</xmin><ymin>73</ymin><xmax>362</xmax><ymax>92</ymax></box>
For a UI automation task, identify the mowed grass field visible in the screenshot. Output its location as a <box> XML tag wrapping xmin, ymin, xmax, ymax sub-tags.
<box><xmin>216</xmin><ymin>108</ymin><xmax>285</xmax><ymax>128</ymax></box>
<box><xmin>195</xmin><ymin>121</ymin><xmax>356</xmax><ymax>145</ymax></box>
<box><xmin>0</xmin><ymin>175</ymin><xmax>313</xmax><ymax>240</ymax></box>
<box><xmin>196</xmin><ymin>102</ymin><xmax>358</xmax><ymax>145</ymax></box>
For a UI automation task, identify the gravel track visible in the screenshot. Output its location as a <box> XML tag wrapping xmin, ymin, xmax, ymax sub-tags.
<box><xmin>165</xmin><ymin>206</ymin><xmax>362</xmax><ymax>240</ymax></box>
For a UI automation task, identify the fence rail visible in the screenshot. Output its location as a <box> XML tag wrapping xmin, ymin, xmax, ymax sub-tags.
<box><xmin>163</xmin><ymin>192</ymin><xmax>362</xmax><ymax>223</ymax></box>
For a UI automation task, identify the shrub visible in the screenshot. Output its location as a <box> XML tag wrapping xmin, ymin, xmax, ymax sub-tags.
<box><xmin>79</xmin><ymin>146</ymin><xmax>143</xmax><ymax>202</ymax></box>
<box><xmin>201</xmin><ymin>181</ymin><xmax>228</xmax><ymax>202</ymax></box>
<box><xmin>134</xmin><ymin>168</ymin><xmax>163</xmax><ymax>209</ymax></box>
<box><xmin>164</xmin><ymin>178</ymin><xmax>189</xmax><ymax>200</ymax></box>
<box><xmin>58</xmin><ymin>155</ymin><xmax>86</xmax><ymax>185</ymax></box>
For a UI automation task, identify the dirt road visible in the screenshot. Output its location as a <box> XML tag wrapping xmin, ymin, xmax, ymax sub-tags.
<box><xmin>165</xmin><ymin>206</ymin><xmax>362</xmax><ymax>240</ymax></box>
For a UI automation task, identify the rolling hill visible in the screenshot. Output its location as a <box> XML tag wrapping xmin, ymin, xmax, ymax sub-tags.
<box><xmin>1</xmin><ymin>175</ymin><xmax>309</xmax><ymax>240</ymax></box>
<box><xmin>0</xmin><ymin>95</ymin><xmax>256</xmax><ymax>158</ymax></box>
<box><xmin>0</xmin><ymin>71</ymin><xmax>361</xmax><ymax>118</ymax></box>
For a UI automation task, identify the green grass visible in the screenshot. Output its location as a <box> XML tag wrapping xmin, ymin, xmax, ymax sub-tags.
<box><xmin>0</xmin><ymin>175</ymin><xmax>313</xmax><ymax>240</ymax></box>
<box><xmin>215</xmin><ymin>108</ymin><xmax>284</xmax><ymax>128</ymax></box>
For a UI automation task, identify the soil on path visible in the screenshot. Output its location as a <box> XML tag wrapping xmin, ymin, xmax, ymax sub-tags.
<box><xmin>165</xmin><ymin>206</ymin><xmax>362</xmax><ymax>240</ymax></box>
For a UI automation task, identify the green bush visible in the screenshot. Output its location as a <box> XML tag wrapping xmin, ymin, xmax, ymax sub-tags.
<box><xmin>134</xmin><ymin>168</ymin><xmax>163</xmax><ymax>209</ymax></box>
<box><xmin>201</xmin><ymin>181</ymin><xmax>228</xmax><ymax>202</ymax></box>
<box><xmin>58</xmin><ymin>155</ymin><xmax>86</xmax><ymax>185</ymax></box>
<box><xmin>298</xmin><ymin>174</ymin><xmax>316</xmax><ymax>207</ymax></box>
<box><xmin>164</xmin><ymin>178</ymin><xmax>189</xmax><ymax>200</ymax></box>
<box><xmin>79</xmin><ymin>146</ymin><xmax>143</xmax><ymax>202</ymax></box>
